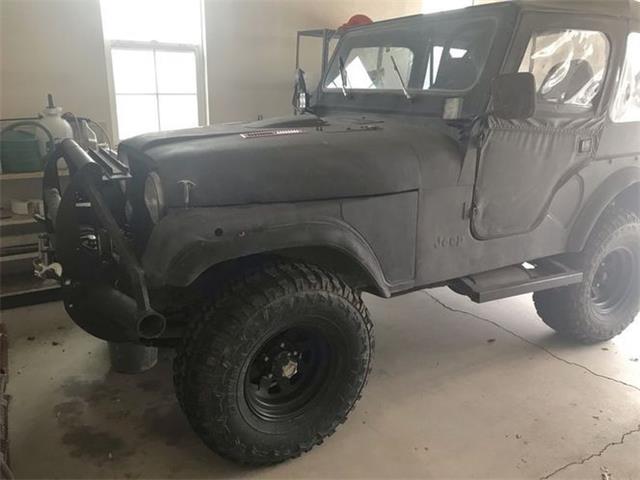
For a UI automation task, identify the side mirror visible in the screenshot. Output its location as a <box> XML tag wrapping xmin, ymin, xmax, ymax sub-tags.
<box><xmin>491</xmin><ymin>72</ymin><xmax>536</xmax><ymax>120</ymax></box>
<box><xmin>292</xmin><ymin>68</ymin><xmax>310</xmax><ymax>114</ymax></box>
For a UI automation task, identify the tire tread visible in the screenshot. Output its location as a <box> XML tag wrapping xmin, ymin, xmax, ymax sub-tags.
<box><xmin>173</xmin><ymin>259</ymin><xmax>373</xmax><ymax>465</ymax></box>
<box><xmin>534</xmin><ymin>206</ymin><xmax>640</xmax><ymax>343</ymax></box>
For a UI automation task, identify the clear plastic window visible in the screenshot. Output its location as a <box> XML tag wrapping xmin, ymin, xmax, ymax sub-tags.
<box><xmin>519</xmin><ymin>30</ymin><xmax>610</xmax><ymax>108</ymax></box>
<box><xmin>611</xmin><ymin>32</ymin><xmax>640</xmax><ymax>123</ymax></box>
<box><xmin>326</xmin><ymin>46</ymin><xmax>414</xmax><ymax>90</ymax></box>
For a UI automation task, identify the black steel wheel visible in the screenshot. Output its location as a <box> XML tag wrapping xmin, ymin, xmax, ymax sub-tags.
<box><xmin>244</xmin><ymin>326</ymin><xmax>333</xmax><ymax>421</ymax></box>
<box><xmin>173</xmin><ymin>261</ymin><xmax>374</xmax><ymax>465</ymax></box>
<box><xmin>534</xmin><ymin>207</ymin><xmax>640</xmax><ymax>343</ymax></box>
<box><xmin>590</xmin><ymin>248</ymin><xmax>637</xmax><ymax>315</ymax></box>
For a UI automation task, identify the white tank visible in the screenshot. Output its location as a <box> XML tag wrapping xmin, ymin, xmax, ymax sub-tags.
<box><xmin>35</xmin><ymin>94</ymin><xmax>73</xmax><ymax>155</ymax></box>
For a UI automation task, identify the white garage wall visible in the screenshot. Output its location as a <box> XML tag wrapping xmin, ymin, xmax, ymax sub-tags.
<box><xmin>0</xmin><ymin>0</ymin><xmax>112</xmax><ymax>136</ymax></box>
<box><xmin>0</xmin><ymin>0</ymin><xmax>423</xmax><ymax>131</ymax></box>
<box><xmin>422</xmin><ymin>0</ymin><xmax>473</xmax><ymax>14</ymax></box>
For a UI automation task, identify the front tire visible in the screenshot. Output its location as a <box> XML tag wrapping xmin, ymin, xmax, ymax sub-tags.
<box><xmin>534</xmin><ymin>207</ymin><xmax>640</xmax><ymax>343</ymax></box>
<box><xmin>173</xmin><ymin>261</ymin><xmax>374</xmax><ymax>465</ymax></box>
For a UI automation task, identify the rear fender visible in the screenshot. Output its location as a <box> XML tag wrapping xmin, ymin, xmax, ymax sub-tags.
<box><xmin>568</xmin><ymin>166</ymin><xmax>640</xmax><ymax>251</ymax></box>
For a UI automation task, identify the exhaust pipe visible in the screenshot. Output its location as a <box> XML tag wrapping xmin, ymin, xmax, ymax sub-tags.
<box><xmin>65</xmin><ymin>284</ymin><xmax>166</xmax><ymax>342</ymax></box>
<box><xmin>137</xmin><ymin>311</ymin><xmax>166</xmax><ymax>339</ymax></box>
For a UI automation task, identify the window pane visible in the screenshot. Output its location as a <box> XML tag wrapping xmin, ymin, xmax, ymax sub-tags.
<box><xmin>116</xmin><ymin>95</ymin><xmax>159</xmax><ymax>139</ymax></box>
<box><xmin>422</xmin><ymin>18</ymin><xmax>495</xmax><ymax>91</ymax></box>
<box><xmin>611</xmin><ymin>32</ymin><xmax>640</xmax><ymax>123</ymax></box>
<box><xmin>326</xmin><ymin>47</ymin><xmax>414</xmax><ymax>90</ymax></box>
<box><xmin>156</xmin><ymin>51</ymin><xmax>197</xmax><ymax>94</ymax></box>
<box><xmin>158</xmin><ymin>95</ymin><xmax>198</xmax><ymax>131</ymax></box>
<box><xmin>101</xmin><ymin>0</ymin><xmax>202</xmax><ymax>44</ymax></box>
<box><xmin>112</xmin><ymin>49</ymin><xmax>156</xmax><ymax>94</ymax></box>
<box><xmin>519</xmin><ymin>30</ymin><xmax>610</xmax><ymax>107</ymax></box>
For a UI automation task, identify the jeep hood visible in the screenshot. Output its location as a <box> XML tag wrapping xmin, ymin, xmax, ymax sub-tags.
<box><xmin>119</xmin><ymin>115</ymin><xmax>456</xmax><ymax>208</ymax></box>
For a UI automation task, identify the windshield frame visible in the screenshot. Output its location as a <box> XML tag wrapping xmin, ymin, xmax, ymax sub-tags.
<box><xmin>322</xmin><ymin>17</ymin><xmax>498</xmax><ymax>97</ymax></box>
<box><xmin>313</xmin><ymin>4</ymin><xmax>518</xmax><ymax>118</ymax></box>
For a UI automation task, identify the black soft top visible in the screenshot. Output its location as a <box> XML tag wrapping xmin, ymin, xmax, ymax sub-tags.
<box><xmin>342</xmin><ymin>1</ymin><xmax>638</xmax><ymax>38</ymax></box>
<box><xmin>513</xmin><ymin>0</ymin><xmax>639</xmax><ymax>21</ymax></box>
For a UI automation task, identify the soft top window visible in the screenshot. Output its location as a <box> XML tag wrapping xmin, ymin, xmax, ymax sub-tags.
<box><xmin>611</xmin><ymin>32</ymin><xmax>640</xmax><ymax>123</ymax></box>
<box><xmin>518</xmin><ymin>29</ymin><xmax>610</xmax><ymax>108</ymax></box>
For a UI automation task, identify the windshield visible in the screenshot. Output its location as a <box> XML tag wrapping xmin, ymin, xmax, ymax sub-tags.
<box><xmin>324</xmin><ymin>16</ymin><xmax>497</xmax><ymax>94</ymax></box>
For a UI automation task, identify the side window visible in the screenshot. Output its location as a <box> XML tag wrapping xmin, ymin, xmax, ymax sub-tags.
<box><xmin>518</xmin><ymin>30</ymin><xmax>610</xmax><ymax>108</ymax></box>
<box><xmin>611</xmin><ymin>32</ymin><xmax>640</xmax><ymax>123</ymax></box>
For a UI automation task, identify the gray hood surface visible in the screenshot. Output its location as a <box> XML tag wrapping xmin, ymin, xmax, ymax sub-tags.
<box><xmin>119</xmin><ymin>115</ymin><xmax>460</xmax><ymax>207</ymax></box>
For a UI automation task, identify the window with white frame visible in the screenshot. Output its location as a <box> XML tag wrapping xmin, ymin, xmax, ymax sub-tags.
<box><xmin>100</xmin><ymin>0</ymin><xmax>205</xmax><ymax>141</ymax></box>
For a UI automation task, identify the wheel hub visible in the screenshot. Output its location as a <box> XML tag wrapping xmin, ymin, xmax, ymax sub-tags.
<box><xmin>275</xmin><ymin>352</ymin><xmax>299</xmax><ymax>379</ymax></box>
<box><xmin>590</xmin><ymin>247</ymin><xmax>637</xmax><ymax>315</ymax></box>
<box><xmin>244</xmin><ymin>326</ymin><xmax>331</xmax><ymax>421</ymax></box>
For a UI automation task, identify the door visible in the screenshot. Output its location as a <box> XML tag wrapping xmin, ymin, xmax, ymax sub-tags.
<box><xmin>471</xmin><ymin>14</ymin><xmax>614</xmax><ymax>240</ymax></box>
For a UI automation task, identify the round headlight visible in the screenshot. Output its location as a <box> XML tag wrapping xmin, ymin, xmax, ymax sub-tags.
<box><xmin>144</xmin><ymin>171</ymin><xmax>165</xmax><ymax>223</ymax></box>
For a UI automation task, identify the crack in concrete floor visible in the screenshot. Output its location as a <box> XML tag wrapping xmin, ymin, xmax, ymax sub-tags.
<box><xmin>423</xmin><ymin>292</ymin><xmax>640</xmax><ymax>393</ymax></box>
<box><xmin>540</xmin><ymin>425</ymin><xmax>640</xmax><ymax>479</ymax></box>
<box><xmin>423</xmin><ymin>291</ymin><xmax>640</xmax><ymax>479</ymax></box>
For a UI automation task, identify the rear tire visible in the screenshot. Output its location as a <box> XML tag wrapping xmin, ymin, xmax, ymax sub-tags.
<box><xmin>534</xmin><ymin>207</ymin><xmax>640</xmax><ymax>343</ymax></box>
<box><xmin>173</xmin><ymin>261</ymin><xmax>374</xmax><ymax>465</ymax></box>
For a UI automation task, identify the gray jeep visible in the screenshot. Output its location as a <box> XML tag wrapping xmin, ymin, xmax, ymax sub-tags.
<box><xmin>40</xmin><ymin>0</ymin><xmax>639</xmax><ymax>465</ymax></box>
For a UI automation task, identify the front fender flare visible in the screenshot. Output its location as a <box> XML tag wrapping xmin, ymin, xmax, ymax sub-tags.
<box><xmin>141</xmin><ymin>204</ymin><xmax>391</xmax><ymax>296</ymax></box>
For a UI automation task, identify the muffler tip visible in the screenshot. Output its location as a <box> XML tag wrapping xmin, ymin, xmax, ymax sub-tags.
<box><xmin>137</xmin><ymin>311</ymin><xmax>166</xmax><ymax>339</ymax></box>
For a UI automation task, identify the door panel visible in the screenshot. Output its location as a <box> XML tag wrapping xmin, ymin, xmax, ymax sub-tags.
<box><xmin>472</xmin><ymin>115</ymin><xmax>603</xmax><ymax>239</ymax></box>
<box><xmin>472</xmin><ymin>14</ymin><xmax>614</xmax><ymax>240</ymax></box>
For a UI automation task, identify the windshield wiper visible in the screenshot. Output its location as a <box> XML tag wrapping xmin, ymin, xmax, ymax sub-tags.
<box><xmin>390</xmin><ymin>55</ymin><xmax>412</xmax><ymax>101</ymax></box>
<box><xmin>338</xmin><ymin>56</ymin><xmax>350</xmax><ymax>98</ymax></box>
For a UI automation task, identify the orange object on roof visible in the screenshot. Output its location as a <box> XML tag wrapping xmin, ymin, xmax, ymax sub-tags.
<box><xmin>340</xmin><ymin>14</ymin><xmax>373</xmax><ymax>30</ymax></box>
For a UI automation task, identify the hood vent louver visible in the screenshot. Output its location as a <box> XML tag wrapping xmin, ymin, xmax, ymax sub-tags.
<box><xmin>240</xmin><ymin>129</ymin><xmax>305</xmax><ymax>139</ymax></box>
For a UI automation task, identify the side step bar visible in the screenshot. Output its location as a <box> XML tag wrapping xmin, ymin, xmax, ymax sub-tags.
<box><xmin>452</xmin><ymin>259</ymin><xmax>583</xmax><ymax>304</ymax></box>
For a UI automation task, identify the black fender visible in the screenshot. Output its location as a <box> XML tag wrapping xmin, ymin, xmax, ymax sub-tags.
<box><xmin>141</xmin><ymin>202</ymin><xmax>392</xmax><ymax>297</ymax></box>
<box><xmin>568</xmin><ymin>166</ymin><xmax>640</xmax><ymax>251</ymax></box>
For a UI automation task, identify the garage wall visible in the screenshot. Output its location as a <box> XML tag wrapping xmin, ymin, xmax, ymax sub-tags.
<box><xmin>204</xmin><ymin>0</ymin><xmax>423</xmax><ymax>123</ymax></box>
<box><xmin>0</xmin><ymin>0</ymin><xmax>494</xmax><ymax>134</ymax></box>
<box><xmin>0</xmin><ymin>0</ymin><xmax>112</xmax><ymax>136</ymax></box>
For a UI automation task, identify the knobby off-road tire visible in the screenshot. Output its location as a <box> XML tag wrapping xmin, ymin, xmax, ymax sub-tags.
<box><xmin>173</xmin><ymin>261</ymin><xmax>374</xmax><ymax>465</ymax></box>
<box><xmin>534</xmin><ymin>207</ymin><xmax>640</xmax><ymax>343</ymax></box>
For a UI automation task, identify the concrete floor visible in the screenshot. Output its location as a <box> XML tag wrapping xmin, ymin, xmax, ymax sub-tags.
<box><xmin>4</xmin><ymin>288</ymin><xmax>640</xmax><ymax>479</ymax></box>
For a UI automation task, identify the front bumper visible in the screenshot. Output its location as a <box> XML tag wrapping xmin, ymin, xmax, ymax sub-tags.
<box><xmin>41</xmin><ymin>139</ymin><xmax>165</xmax><ymax>341</ymax></box>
